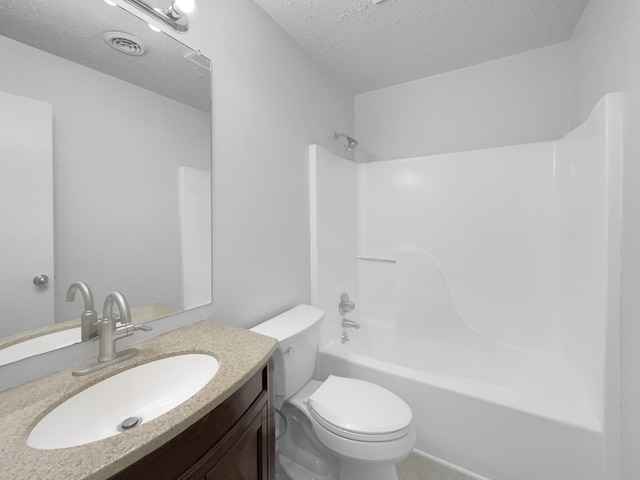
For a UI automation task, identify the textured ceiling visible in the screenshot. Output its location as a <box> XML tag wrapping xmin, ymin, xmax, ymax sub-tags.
<box><xmin>253</xmin><ymin>0</ymin><xmax>589</xmax><ymax>94</ymax></box>
<box><xmin>0</xmin><ymin>0</ymin><xmax>210</xmax><ymax>112</ymax></box>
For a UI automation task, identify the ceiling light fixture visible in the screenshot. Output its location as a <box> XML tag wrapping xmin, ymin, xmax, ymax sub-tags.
<box><xmin>124</xmin><ymin>0</ymin><xmax>195</xmax><ymax>33</ymax></box>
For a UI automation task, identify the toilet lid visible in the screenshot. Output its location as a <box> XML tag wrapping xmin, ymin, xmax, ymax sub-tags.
<box><xmin>307</xmin><ymin>376</ymin><xmax>412</xmax><ymax>441</ymax></box>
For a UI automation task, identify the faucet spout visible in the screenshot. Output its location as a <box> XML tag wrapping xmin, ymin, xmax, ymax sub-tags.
<box><xmin>66</xmin><ymin>282</ymin><xmax>98</xmax><ymax>341</ymax></box>
<box><xmin>103</xmin><ymin>292</ymin><xmax>132</xmax><ymax>325</ymax></box>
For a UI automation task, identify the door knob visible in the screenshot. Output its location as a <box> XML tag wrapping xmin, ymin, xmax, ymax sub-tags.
<box><xmin>33</xmin><ymin>274</ymin><xmax>49</xmax><ymax>288</ymax></box>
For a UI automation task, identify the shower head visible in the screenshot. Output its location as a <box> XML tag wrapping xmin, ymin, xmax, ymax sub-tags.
<box><xmin>334</xmin><ymin>132</ymin><xmax>359</xmax><ymax>151</ymax></box>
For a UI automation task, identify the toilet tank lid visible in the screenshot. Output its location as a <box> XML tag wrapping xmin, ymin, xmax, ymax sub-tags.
<box><xmin>250</xmin><ymin>305</ymin><xmax>325</xmax><ymax>342</ymax></box>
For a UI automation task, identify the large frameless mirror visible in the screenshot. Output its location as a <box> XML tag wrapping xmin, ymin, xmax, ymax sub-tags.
<box><xmin>0</xmin><ymin>0</ymin><xmax>212</xmax><ymax>365</ymax></box>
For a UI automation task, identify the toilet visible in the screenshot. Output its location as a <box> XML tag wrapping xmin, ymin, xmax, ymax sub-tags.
<box><xmin>251</xmin><ymin>305</ymin><xmax>415</xmax><ymax>480</ymax></box>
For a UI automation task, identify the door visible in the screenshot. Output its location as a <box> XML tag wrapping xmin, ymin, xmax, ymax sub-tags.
<box><xmin>0</xmin><ymin>90</ymin><xmax>54</xmax><ymax>336</ymax></box>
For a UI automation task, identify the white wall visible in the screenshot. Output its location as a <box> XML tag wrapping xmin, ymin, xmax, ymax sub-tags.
<box><xmin>620</xmin><ymin>87</ymin><xmax>640</xmax><ymax>480</ymax></box>
<box><xmin>187</xmin><ymin>0</ymin><xmax>354</xmax><ymax>326</ymax></box>
<box><xmin>570</xmin><ymin>2</ymin><xmax>640</xmax><ymax>479</ymax></box>
<box><xmin>570</xmin><ymin>0</ymin><xmax>640</xmax><ymax>125</ymax></box>
<box><xmin>0</xmin><ymin>35</ymin><xmax>210</xmax><ymax>322</ymax></box>
<box><xmin>355</xmin><ymin>42</ymin><xmax>572</xmax><ymax>161</ymax></box>
<box><xmin>0</xmin><ymin>0</ymin><xmax>354</xmax><ymax>388</ymax></box>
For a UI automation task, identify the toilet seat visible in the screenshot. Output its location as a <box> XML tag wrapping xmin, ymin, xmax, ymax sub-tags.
<box><xmin>307</xmin><ymin>376</ymin><xmax>413</xmax><ymax>442</ymax></box>
<box><xmin>287</xmin><ymin>378</ymin><xmax>416</xmax><ymax>463</ymax></box>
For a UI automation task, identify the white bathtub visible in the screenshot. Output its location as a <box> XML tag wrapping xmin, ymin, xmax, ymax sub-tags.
<box><xmin>317</xmin><ymin>325</ymin><xmax>605</xmax><ymax>480</ymax></box>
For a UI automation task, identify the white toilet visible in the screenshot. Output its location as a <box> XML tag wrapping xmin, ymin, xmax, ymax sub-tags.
<box><xmin>251</xmin><ymin>305</ymin><xmax>415</xmax><ymax>480</ymax></box>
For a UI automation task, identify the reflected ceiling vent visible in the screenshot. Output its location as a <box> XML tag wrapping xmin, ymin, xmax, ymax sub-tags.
<box><xmin>103</xmin><ymin>31</ymin><xmax>147</xmax><ymax>56</ymax></box>
<box><xmin>185</xmin><ymin>51</ymin><xmax>211</xmax><ymax>71</ymax></box>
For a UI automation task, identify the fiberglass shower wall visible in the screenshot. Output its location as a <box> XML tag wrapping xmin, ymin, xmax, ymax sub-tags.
<box><xmin>310</xmin><ymin>93</ymin><xmax>622</xmax><ymax>431</ymax></box>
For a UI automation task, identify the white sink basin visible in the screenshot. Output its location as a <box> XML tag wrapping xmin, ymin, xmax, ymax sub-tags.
<box><xmin>28</xmin><ymin>354</ymin><xmax>219</xmax><ymax>450</ymax></box>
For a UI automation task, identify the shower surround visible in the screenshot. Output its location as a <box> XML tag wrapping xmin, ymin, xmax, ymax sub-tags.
<box><xmin>310</xmin><ymin>94</ymin><xmax>622</xmax><ymax>480</ymax></box>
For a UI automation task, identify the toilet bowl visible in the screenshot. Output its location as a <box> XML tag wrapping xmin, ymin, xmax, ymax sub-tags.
<box><xmin>251</xmin><ymin>305</ymin><xmax>415</xmax><ymax>480</ymax></box>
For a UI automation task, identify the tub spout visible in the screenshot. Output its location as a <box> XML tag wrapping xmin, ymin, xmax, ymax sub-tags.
<box><xmin>342</xmin><ymin>318</ymin><xmax>360</xmax><ymax>329</ymax></box>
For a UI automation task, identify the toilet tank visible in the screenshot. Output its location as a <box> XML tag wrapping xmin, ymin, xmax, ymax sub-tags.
<box><xmin>250</xmin><ymin>305</ymin><xmax>324</xmax><ymax>404</ymax></box>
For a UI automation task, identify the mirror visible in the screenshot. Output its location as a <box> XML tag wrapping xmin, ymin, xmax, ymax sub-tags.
<box><xmin>0</xmin><ymin>0</ymin><xmax>212</xmax><ymax>365</ymax></box>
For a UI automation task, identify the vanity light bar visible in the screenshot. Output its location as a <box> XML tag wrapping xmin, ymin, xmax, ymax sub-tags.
<box><xmin>124</xmin><ymin>0</ymin><xmax>193</xmax><ymax>33</ymax></box>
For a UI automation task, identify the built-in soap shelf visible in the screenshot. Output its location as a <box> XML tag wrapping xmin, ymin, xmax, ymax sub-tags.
<box><xmin>357</xmin><ymin>255</ymin><xmax>397</xmax><ymax>263</ymax></box>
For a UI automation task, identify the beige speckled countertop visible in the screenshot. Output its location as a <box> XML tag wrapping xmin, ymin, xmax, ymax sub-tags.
<box><xmin>0</xmin><ymin>320</ymin><xmax>277</xmax><ymax>480</ymax></box>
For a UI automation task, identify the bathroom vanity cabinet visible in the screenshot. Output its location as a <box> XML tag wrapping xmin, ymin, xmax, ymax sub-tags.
<box><xmin>110</xmin><ymin>358</ymin><xmax>275</xmax><ymax>480</ymax></box>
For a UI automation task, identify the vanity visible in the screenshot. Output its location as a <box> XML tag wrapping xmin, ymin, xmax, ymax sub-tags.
<box><xmin>0</xmin><ymin>321</ymin><xmax>277</xmax><ymax>480</ymax></box>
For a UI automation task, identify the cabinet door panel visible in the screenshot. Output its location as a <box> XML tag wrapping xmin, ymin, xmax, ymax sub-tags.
<box><xmin>205</xmin><ymin>405</ymin><xmax>267</xmax><ymax>480</ymax></box>
<box><xmin>182</xmin><ymin>396</ymin><xmax>269</xmax><ymax>480</ymax></box>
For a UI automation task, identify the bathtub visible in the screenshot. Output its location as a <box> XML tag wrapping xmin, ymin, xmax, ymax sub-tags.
<box><xmin>317</xmin><ymin>325</ymin><xmax>605</xmax><ymax>480</ymax></box>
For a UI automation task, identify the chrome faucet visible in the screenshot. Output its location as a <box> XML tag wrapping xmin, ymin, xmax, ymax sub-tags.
<box><xmin>73</xmin><ymin>291</ymin><xmax>152</xmax><ymax>376</ymax></box>
<box><xmin>66</xmin><ymin>282</ymin><xmax>98</xmax><ymax>341</ymax></box>
<box><xmin>342</xmin><ymin>318</ymin><xmax>360</xmax><ymax>329</ymax></box>
<box><xmin>338</xmin><ymin>293</ymin><xmax>355</xmax><ymax>315</ymax></box>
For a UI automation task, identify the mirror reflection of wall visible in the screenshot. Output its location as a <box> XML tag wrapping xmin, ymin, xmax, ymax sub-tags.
<box><xmin>0</xmin><ymin>0</ymin><xmax>212</xmax><ymax>357</ymax></box>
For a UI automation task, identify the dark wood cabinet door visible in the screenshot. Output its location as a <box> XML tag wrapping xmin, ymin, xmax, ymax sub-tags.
<box><xmin>202</xmin><ymin>403</ymin><xmax>269</xmax><ymax>480</ymax></box>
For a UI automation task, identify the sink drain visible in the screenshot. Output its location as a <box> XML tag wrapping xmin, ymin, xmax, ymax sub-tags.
<box><xmin>119</xmin><ymin>416</ymin><xmax>142</xmax><ymax>431</ymax></box>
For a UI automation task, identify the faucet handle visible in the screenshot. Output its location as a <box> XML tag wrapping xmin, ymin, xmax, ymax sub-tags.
<box><xmin>339</xmin><ymin>293</ymin><xmax>356</xmax><ymax>315</ymax></box>
<box><xmin>116</xmin><ymin>322</ymin><xmax>153</xmax><ymax>338</ymax></box>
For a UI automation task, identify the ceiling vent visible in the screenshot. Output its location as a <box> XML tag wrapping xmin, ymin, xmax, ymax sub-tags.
<box><xmin>103</xmin><ymin>31</ymin><xmax>147</xmax><ymax>56</ymax></box>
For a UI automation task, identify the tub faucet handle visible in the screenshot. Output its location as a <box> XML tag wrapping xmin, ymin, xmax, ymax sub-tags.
<box><xmin>339</xmin><ymin>293</ymin><xmax>356</xmax><ymax>315</ymax></box>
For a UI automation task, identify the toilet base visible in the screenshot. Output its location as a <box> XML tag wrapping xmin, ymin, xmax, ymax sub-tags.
<box><xmin>279</xmin><ymin>452</ymin><xmax>336</xmax><ymax>480</ymax></box>
<box><xmin>339</xmin><ymin>459</ymin><xmax>399</xmax><ymax>480</ymax></box>
<box><xmin>278</xmin><ymin>403</ymin><xmax>339</xmax><ymax>480</ymax></box>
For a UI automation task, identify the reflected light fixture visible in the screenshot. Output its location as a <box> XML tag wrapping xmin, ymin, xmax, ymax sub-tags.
<box><xmin>124</xmin><ymin>0</ymin><xmax>195</xmax><ymax>33</ymax></box>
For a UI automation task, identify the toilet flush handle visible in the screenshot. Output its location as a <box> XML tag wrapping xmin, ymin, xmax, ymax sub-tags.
<box><xmin>284</xmin><ymin>347</ymin><xmax>294</xmax><ymax>356</ymax></box>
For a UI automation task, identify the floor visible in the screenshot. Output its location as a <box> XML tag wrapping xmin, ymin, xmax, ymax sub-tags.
<box><xmin>396</xmin><ymin>453</ymin><xmax>481</xmax><ymax>480</ymax></box>
<box><xmin>276</xmin><ymin>452</ymin><xmax>482</xmax><ymax>480</ymax></box>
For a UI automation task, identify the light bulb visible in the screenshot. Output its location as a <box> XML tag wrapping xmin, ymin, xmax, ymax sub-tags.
<box><xmin>148</xmin><ymin>23</ymin><xmax>162</xmax><ymax>32</ymax></box>
<box><xmin>173</xmin><ymin>0</ymin><xmax>195</xmax><ymax>13</ymax></box>
<box><xmin>104</xmin><ymin>0</ymin><xmax>117</xmax><ymax>6</ymax></box>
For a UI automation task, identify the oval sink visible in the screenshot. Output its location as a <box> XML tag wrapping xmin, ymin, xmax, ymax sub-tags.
<box><xmin>28</xmin><ymin>354</ymin><xmax>219</xmax><ymax>450</ymax></box>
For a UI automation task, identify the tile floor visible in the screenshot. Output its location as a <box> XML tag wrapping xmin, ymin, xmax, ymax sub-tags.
<box><xmin>276</xmin><ymin>451</ymin><xmax>483</xmax><ymax>480</ymax></box>
<box><xmin>396</xmin><ymin>453</ymin><xmax>481</xmax><ymax>480</ymax></box>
